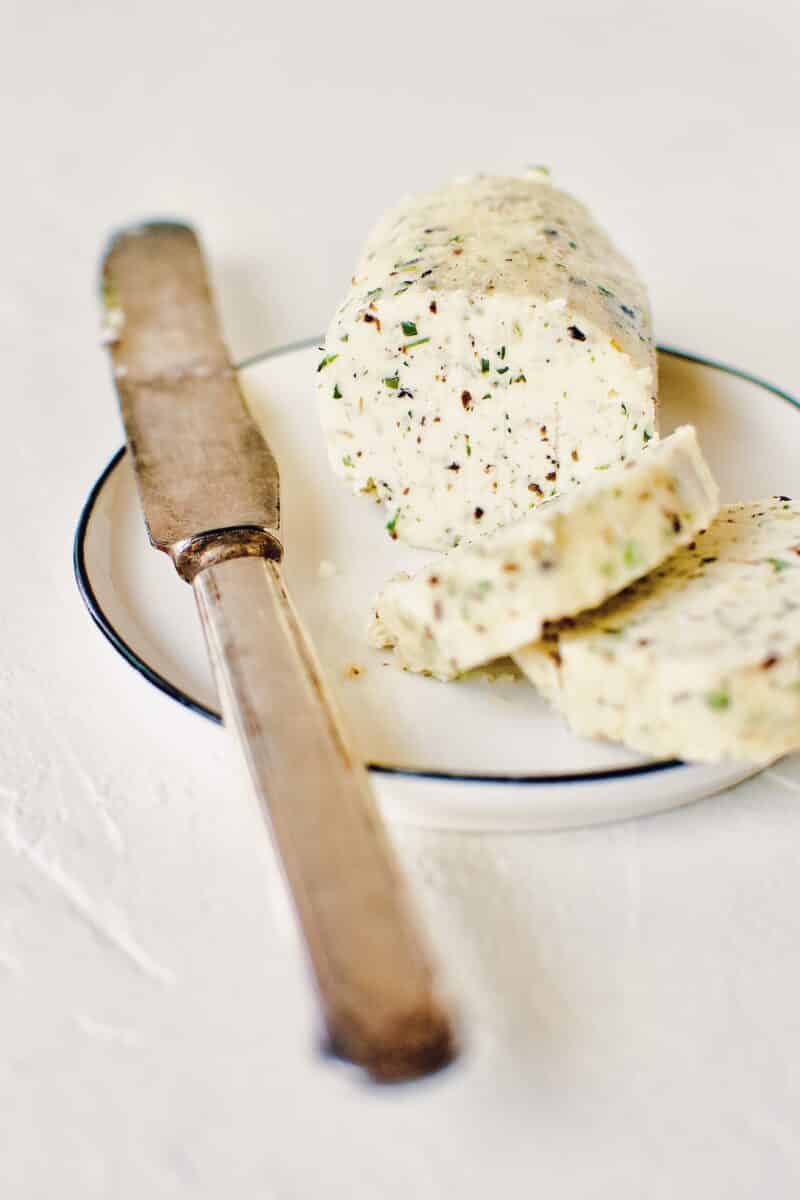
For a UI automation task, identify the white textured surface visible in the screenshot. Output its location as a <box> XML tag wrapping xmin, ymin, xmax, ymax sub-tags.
<box><xmin>4</xmin><ymin>1</ymin><xmax>800</xmax><ymax>1195</ymax></box>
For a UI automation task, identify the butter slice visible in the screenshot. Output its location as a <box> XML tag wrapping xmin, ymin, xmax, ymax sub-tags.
<box><xmin>515</xmin><ymin>498</ymin><xmax>800</xmax><ymax>763</ymax></box>
<box><xmin>370</xmin><ymin>426</ymin><xmax>718</xmax><ymax>680</ymax></box>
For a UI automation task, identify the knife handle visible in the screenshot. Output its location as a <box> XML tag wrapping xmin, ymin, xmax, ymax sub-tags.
<box><xmin>193</xmin><ymin>554</ymin><xmax>456</xmax><ymax>1082</ymax></box>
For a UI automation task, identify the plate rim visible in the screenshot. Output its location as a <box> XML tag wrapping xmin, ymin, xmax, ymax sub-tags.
<box><xmin>74</xmin><ymin>339</ymin><xmax>800</xmax><ymax>788</ymax></box>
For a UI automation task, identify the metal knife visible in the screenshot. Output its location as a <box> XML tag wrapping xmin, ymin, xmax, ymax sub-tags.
<box><xmin>100</xmin><ymin>221</ymin><xmax>456</xmax><ymax>1082</ymax></box>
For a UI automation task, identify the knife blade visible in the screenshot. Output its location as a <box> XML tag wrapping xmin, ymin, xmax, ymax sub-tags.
<box><xmin>100</xmin><ymin>221</ymin><xmax>456</xmax><ymax>1081</ymax></box>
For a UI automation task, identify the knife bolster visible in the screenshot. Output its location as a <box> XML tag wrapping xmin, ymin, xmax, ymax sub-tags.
<box><xmin>171</xmin><ymin>526</ymin><xmax>283</xmax><ymax>583</ymax></box>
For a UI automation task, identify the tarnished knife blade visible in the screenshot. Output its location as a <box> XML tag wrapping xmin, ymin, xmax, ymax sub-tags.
<box><xmin>101</xmin><ymin>222</ymin><xmax>280</xmax><ymax>574</ymax></box>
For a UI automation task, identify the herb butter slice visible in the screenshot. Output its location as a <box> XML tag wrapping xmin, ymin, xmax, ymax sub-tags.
<box><xmin>318</xmin><ymin>172</ymin><xmax>657</xmax><ymax>550</ymax></box>
<box><xmin>515</xmin><ymin>498</ymin><xmax>800</xmax><ymax>763</ymax></box>
<box><xmin>369</xmin><ymin>426</ymin><xmax>718</xmax><ymax>680</ymax></box>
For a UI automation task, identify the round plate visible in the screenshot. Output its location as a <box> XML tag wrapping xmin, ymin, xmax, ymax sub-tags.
<box><xmin>75</xmin><ymin>341</ymin><xmax>798</xmax><ymax>830</ymax></box>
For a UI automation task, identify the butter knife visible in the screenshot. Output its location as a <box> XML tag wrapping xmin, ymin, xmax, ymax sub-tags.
<box><xmin>100</xmin><ymin>221</ymin><xmax>456</xmax><ymax>1082</ymax></box>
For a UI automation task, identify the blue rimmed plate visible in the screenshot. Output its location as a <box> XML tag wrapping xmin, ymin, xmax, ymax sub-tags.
<box><xmin>75</xmin><ymin>341</ymin><xmax>798</xmax><ymax>830</ymax></box>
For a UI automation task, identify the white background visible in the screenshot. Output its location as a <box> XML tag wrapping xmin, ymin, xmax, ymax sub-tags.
<box><xmin>4</xmin><ymin>1</ymin><xmax>800</xmax><ymax>1195</ymax></box>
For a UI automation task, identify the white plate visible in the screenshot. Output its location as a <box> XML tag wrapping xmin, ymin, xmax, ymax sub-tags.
<box><xmin>75</xmin><ymin>341</ymin><xmax>798</xmax><ymax>830</ymax></box>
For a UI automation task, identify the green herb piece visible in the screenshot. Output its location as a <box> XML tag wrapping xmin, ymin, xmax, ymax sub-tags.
<box><xmin>477</xmin><ymin>580</ymin><xmax>492</xmax><ymax>594</ymax></box>
<box><xmin>643</xmin><ymin>429</ymin><xmax>653</xmax><ymax>443</ymax></box>
<box><xmin>333</xmin><ymin>384</ymin><xmax>342</xmax><ymax>399</ymax></box>
<box><xmin>481</xmin><ymin>357</ymin><xmax>490</xmax><ymax>374</ymax></box>
<box><xmin>597</xmin><ymin>284</ymin><xmax>615</xmax><ymax>298</ymax></box>
<box><xmin>101</xmin><ymin>278</ymin><xmax>119</xmax><ymax>309</ymax></box>
<box><xmin>342</xmin><ymin>454</ymin><xmax>354</xmax><ymax>467</ymax></box>
<box><xmin>401</xmin><ymin>337</ymin><xmax>430</xmax><ymax>352</ymax></box>
<box><xmin>512</xmin><ymin>373</ymin><xmax>527</xmax><ymax>383</ymax></box>
<box><xmin>623</xmin><ymin>541</ymin><xmax>639</xmax><ymax>567</ymax></box>
<box><xmin>401</xmin><ymin>321</ymin><xmax>418</xmax><ymax>336</ymax></box>
<box><xmin>339</xmin><ymin>333</ymin><xmax>349</xmax><ymax>343</ymax></box>
<box><xmin>568</xmin><ymin>240</ymin><xmax>577</xmax><ymax>249</ymax></box>
<box><xmin>482</xmin><ymin>393</ymin><xmax>491</xmax><ymax>399</ymax></box>
<box><xmin>770</xmin><ymin>558</ymin><xmax>792</xmax><ymax>572</ymax></box>
<box><xmin>449</xmin><ymin>234</ymin><xmax>463</xmax><ymax>243</ymax></box>
<box><xmin>386</xmin><ymin>510</ymin><xmax>400</xmax><ymax>536</ymax></box>
<box><xmin>499</xmin><ymin>345</ymin><xmax>506</xmax><ymax>359</ymax></box>
<box><xmin>706</xmin><ymin>690</ymin><xmax>731</xmax><ymax>711</ymax></box>
<box><xmin>595</xmin><ymin>464</ymin><xmax>610</xmax><ymax>471</ymax></box>
<box><xmin>497</xmin><ymin>366</ymin><xmax>509</xmax><ymax>375</ymax></box>
<box><xmin>512</xmin><ymin>321</ymin><xmax>522</xmax><ymax>337</ymax></box>
<box><xmin>394</xmin><ymin>281</ymin><xmax>413</xmax><ymax>294</ymax></box>
<box><xmin>366</xmin><ymin>287</ymin><xmax>383</xmax><ymax>299</ymax></box>
<box><xmin>383</xmin><ymin>374</ymin><xmax>400</xmax><ymax>389</ymax></box>
<box><xmin>317</xmin><ymin>353</ymin><xmax>338</xmax><ymax>372</ymax></box>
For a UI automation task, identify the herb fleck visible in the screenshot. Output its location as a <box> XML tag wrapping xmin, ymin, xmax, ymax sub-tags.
<box><xmin>383</xmin><ymin>374</ymin><xmax>400</xmax><ymax>389</ymax></box>
<box><xmin>333</xmin><ymin>384</ymin><xmax>342</xmax><ymax>399</ymax></box>
<box><xmin>317</xmin><ymin>354</ymin><xmax>338</xmax><ymax>372</ymax></box>
<box><xmin>706</xmin><ymin>690</ymin><xmax>731</xmax><ymax>711</ymax></box>
<box><xmin>481</xmin><ymin>357</ymin><xmax>490</xmax><ymax>374</ymax></box>
<box><xmin>401</xmin><ymin>321</ymin><xmax>417</xmax><ymax>336</ymax></box>
<box><xmin>623</xmin><ymin>541</ymin><xmax>639</xmax><ymax>567</ymax></box>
